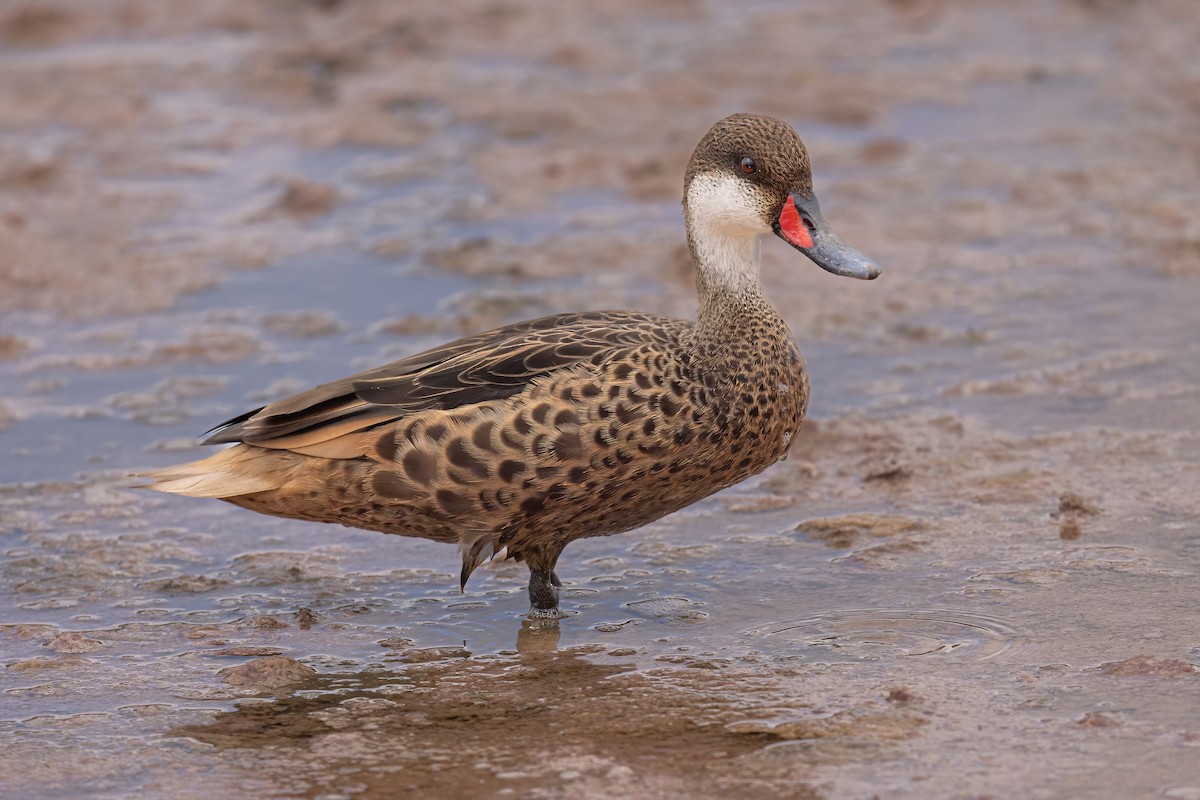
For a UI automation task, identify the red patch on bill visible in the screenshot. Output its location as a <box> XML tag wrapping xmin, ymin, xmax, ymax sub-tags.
<box><xmin>778</xmin><ymin>197</ymin><xmax>813</xmax><ymax>249</ymax></box>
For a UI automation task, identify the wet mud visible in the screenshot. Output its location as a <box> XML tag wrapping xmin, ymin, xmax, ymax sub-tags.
<box><xmin>2</xmin><ymin>1</ymin><xmax>1200</xmax><ymax>798</ymax></box>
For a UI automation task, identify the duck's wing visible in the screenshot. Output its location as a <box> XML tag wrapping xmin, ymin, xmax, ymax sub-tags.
<box><xmin>204</xmin><ymin>310</ymin><xmax>684</xmax><ymax>453</ymax></box>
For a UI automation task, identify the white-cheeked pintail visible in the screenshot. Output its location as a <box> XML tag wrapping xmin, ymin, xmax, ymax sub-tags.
<box><xmin>141</xmin><ymin>113</ymin><xmax>880</xmax><ymax>618</ymax></box>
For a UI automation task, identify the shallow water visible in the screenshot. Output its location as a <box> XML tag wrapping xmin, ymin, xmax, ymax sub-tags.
<box><xmin>2</xmin><ymin>1</ymin><xmax>1200</xmax><ymax>798</ymax></box>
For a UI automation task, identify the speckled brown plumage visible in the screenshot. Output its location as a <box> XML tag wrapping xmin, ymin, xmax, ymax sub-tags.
<box><xmin>141</xmin><ymin>113</ymin><xmax>879</xmax><ymax>617</ymax></box>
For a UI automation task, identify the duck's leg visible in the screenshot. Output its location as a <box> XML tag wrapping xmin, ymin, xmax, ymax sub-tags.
<box><xmin>528</xmin><ymin>567</ymin><xmax>561</xmax><ymax>617</ymax></box>
<box><xmin>526</xmin><ymin>549</ymin><xmax>566</xmax><ymax>619</ymax></box>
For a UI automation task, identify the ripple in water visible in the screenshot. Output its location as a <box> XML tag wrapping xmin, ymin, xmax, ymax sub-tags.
<box><xmin>748</xmin><ymin>609</ymin><xmax>1022</xmax><ymax>663</ymax></box>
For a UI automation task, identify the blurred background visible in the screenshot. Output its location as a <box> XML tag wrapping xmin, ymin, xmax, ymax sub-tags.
<box><xmin>1</xmin><ymin>1</ymin><xmax>1198</xmax><ymax>798</ymax></box>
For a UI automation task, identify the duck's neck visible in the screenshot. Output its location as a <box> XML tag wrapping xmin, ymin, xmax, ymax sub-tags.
<box><xmin>685</xmin><ymin>219</ymin><xmax>776</xmax><ymax>337</ymax></box>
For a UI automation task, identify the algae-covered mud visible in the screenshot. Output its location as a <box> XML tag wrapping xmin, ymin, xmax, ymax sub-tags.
<box><xmin>2</xmin><ymin>1</ymin><xmax>1199</xmax><ymax>798</ymax></box>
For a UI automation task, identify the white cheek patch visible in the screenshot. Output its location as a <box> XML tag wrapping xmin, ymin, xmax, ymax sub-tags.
<box><xmin>685</xmin><ymin>172</ymin><xmax>769</xmax><ymax>293</ymax></box>
<box><xmin>685</xmin><ymin>172</ymin><xmax>767</xmax><ymax>238</ymax></box>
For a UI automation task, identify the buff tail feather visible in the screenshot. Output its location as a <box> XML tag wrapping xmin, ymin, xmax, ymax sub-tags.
<box><xmin>137</xmin><ymin>446</ymin><xmax>298</xmax><ymax>499</ymax></box>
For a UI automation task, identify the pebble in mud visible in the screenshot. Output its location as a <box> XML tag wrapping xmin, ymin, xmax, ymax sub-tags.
<box><xmin>377</xmin><ymin>637</ymin><xmax>415</xmax><ymax>649</ymax></box>
<box><xmin>886</xmin><ymin>687</ymin><xmax>917</xmax><ymax>704</ymax></box>
<box><xmin>218</xmin><ymin>656</ymin><xmax>317</xmax><ymax>689</ymax></box>
<box><xmin>593</xmin><ymin>620</ymin><xmax>640</xmax><ymax>633</ymax></box>
<box><xmin>45</xmin><ymin>631</ymin><xmax>103</xmax><ymax>653</ymax></box>
<box><xmin>1098</xmin><ymin>656</ymin><xmax>1198</xmax><ymax>678</ymax></box>
<box><xmin>793</xmin><ymin>514</ymin><xmax>921</xmax><ymax>549</ymax></box>
<box><xmin>393</xmin><ymin>646</ymin><xmax>471</xmax><ymax>663</ymax></box>
<box><xmin>1059</xmin><ymin>518</ymin><xmax>1083</xmax><ymax>541</ymax></box>
<box><xmin>1054</xmin><ymin>491</ymin><xmax>1099</xmax><ymax>541</ymax></box>
<box><xmin>7</xmin><ymin>655</ymin><xmax>94</xmax><ymax>673</ymax></box>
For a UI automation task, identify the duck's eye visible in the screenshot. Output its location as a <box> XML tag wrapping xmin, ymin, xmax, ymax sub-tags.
<box><xmin>740</xmin><ymin>156</ymin><xmax>756</xmax><ymax>174</ymax></box>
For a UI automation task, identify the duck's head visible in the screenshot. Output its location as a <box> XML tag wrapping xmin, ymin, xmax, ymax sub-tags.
<box><xmin>684</xmin><ymin>113</ymin><xmax>880</xmax><ymax>282</ymax></box>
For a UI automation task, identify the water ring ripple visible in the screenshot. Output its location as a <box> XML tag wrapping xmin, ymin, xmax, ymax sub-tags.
<box><xmin>747</xmin><ymin>608</ymin><xmax>1023</xmax><ymax>662</ymax></box>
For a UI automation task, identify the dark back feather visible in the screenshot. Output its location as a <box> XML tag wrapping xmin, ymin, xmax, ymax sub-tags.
<box><xmin>205</xmin><ymin>310</ymin><xmax>685</xmax><ymax>449</ymax></box>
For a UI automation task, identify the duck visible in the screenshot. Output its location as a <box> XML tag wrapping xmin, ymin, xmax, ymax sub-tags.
<box><xmin>140</xmin><ymin>113</ymin><xmax>880</xmax><ymax>618</ymax></box>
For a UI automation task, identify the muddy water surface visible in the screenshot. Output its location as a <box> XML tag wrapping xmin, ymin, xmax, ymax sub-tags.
<box><xmin>2</xmin><ymin>1</ymin><xmax>1199</xmax><ymax>798</ymax></box>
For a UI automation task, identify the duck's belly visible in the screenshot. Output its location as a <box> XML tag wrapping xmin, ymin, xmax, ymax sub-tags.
<box><xmin>223</xmin><ymin>459</ymin><xmax>462</xmax><ymax>544</ymax></box>
<box><xmin>505</xmin><ymin>365</ymin><xmax>810</xmax><ymax>550</ymax></box>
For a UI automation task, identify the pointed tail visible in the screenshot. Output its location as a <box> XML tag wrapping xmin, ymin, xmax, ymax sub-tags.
<box><xmin>136</xmin><ymin>445</ymin><xmax>297</xmax><ymax>499</ymax></box>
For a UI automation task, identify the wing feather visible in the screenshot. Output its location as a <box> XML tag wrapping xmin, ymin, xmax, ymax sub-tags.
<box><xmin>203</xmin><ymin>310</ymin><xmax>685</xmax><ymax>452</ymax></box>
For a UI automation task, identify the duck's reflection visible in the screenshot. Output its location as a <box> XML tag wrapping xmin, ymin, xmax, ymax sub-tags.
<box><xmin>171</xmin><ymin>651</ymin><xmax>617</xmax><ymax>795</ymax></box>
<box><xmin>169</xmin><ymin>642</ymin><xmax>773</xmax><ymax>797</ymax></box>
<box><xmin>515</xmin><ymin>616</ymin><xmax>561</xmax><ymax>652</ymax></box>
